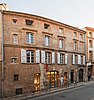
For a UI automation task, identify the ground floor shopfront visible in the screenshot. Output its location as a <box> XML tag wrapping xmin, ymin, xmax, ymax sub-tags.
<box><xmin>0</xmin><ymin>64</ymin><xmax>86</xmax><ymax>97</ymax></box>
<box><xmin>34</xmin><ymin>64</ymin><xmax>86</xmax><ymax>91</ymax></box>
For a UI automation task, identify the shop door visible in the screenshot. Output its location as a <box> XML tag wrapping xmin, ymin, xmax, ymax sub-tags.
<box><xmin>47</xmin><ymin>71</ymin><xmax>59</xmax><ymax>88</ymax></box>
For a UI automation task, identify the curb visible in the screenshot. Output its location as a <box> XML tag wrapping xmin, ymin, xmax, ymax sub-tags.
<box><xmin>17</xmin><ymin>84</ymin><xmax>84</xmax><ymax>100</ymax></box>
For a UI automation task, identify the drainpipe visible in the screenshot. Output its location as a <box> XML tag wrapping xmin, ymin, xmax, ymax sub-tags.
<box><xmin>1</xmin><ymin>10</ymin><xmax>4</xmax><ymax>97</ymax></box>
<box><xmin>84</xmin><ymin>31</ymin><xmax>87</xmax><ymax>82</ymax></box>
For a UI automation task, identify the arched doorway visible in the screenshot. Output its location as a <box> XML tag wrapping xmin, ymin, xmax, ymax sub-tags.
<box><xmin>47</xmin><ymin>70</ymin><xmax>59</xmax><ymax>88</ymax></box>
<box><xmin>79</xmin><ymin>69</ymin><xmax>84</xmax><ymax>82</ymax></box>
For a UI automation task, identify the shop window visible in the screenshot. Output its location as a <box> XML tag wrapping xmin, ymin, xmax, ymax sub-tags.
<box><xmin>34</xmin><ymin>73</ymin><xmax>40</xmax><ymax>91</ymax></box>
<box><xmin>16</xmin><ymin>88</ymin><xmax>22</xmax><ymax>95</ymax></box>
<box><xmin>14</xmin><ymin>74</ymin><xmax>19</xmax><ymax>81</ymax></box>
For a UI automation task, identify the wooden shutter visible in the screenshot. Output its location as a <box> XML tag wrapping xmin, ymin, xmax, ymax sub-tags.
<box><xmin>73</xmin><ymin>54</ymin><xmax>75</xmax><ymax>64</ymax></box>
<box><xmin>57</xmin><ymin>52</ymin><xmax>60</xmax><ymax>64</ymax></box>
<box><xmin>65</xmin><ymin>53</ymin><xmax>68</xmax><ymax>64</ymax></box>
<box><xmin>41</xmin><ymin>51</ymin><xmax>45</xmax><ymax>63</ymax></box>
<box><xmin>52</xmin><ymin>52</ymin><xmax>55</xmax><ymax>64</ymax></box>
<box><xmin>78</xmin><ymin>55</ymin><xmax>81</xmax><ymax>64</ymax></box>
<box><xmin>83</xmin><ymin>55</ymin><xmax>85</xmax><ymax>65</ymax></box>
<box><xmin>21</xmin><ymin>49</ymin><xmax>26</xmax><ymax>63</ymax></box>
<box><xmin>36</xmin><ymin>50</ymin><xmax>40</xmax><ymax>63</ymax></box>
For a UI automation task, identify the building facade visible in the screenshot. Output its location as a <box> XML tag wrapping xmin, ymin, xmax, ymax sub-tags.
<box><xmin>0</xmin><ymin>4</ymin><xmax>86</xmax><ymax>97</ymax></box>
<box><xmin>84</xmin><ymin>27</ymin><xmax>94</xmax><ymax>81</ymax></box>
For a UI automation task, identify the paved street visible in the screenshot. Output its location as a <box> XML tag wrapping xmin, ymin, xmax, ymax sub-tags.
<box><xmin>30</xmin><ymin>82</ymin><xmax>94</xmax><ymax>100</ymax></box>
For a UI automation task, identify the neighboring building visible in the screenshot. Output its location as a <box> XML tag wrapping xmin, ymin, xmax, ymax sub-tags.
<box><xmin>84</xmin><ymin>27</ymin><xmax>94</xmax><ymax>81</ymax></box>
<box><xmin>0</xmin><ymin>4</ymin><xmax>86</xmax><ymax>97</ymax></box>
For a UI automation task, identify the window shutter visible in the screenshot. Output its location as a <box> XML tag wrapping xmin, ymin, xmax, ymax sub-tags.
<box><xmin>21</xmin><ymin>49</ymin><xmax>26</xmax><ymax>63</ymax></box>
<box><xmin>59</xmin><ymin>40</ymin><xmax>62</xmax><ymax>48</ymax></box>
<box><xmin>57</xmin><ymin>52</ymin><xmax>60</xmax><ymax>64</ymax></box>
<box><xmin>41</xmin><ymin>51</ymin><xmax>45</xmax><ymax>63</ymax></box>
<box><xmin>52</xmin><ymin>52</ymin><xmax>55</xmax><ymax>64</ymax></box>
<box><xmin>36</xmin><ymin>50</ymin><xmax>40</xmax><ymax>63</ymax></box>
<box><xmin>83</xmin><ymin>55</ymin><xmax>85</xmax><ymax>65</ymax></box>
<box><xmin>78</xmin><ymin>55</ymin><xmax>81</xmax><ymax>64</ymax></box>
<box><xmin>73</xmin><ymin>54</ymin><xmax>75</xmax><ymax>64</ymax></box>
<box><xmin>65</xmin><ymin>53</ymin><xmax>68</xmax><ymax>64</ymax></box>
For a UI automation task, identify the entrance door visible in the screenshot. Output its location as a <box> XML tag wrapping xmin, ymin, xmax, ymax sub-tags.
<box><xmin>79</xmin><ymin>69</ymin><xmax>83</xmax><ymax>82</ymax></box>
<box><xmin>71</xmin><ymin>70</ymin><xmax>74</xmax><ymax>83</ymax></box>
<box><xmin>47</xmin><ymin>71</ymin><xmax>59</xmax><ymax>88</ymax></box>
<box><xmin>88</xmin><ymin>67</ymin><xmax>92</xmax><ymax>81</ymax></box>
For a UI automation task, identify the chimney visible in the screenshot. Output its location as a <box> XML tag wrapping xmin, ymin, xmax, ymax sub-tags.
<box><xmin>0</xmin><ymin>3</ymin><xmax>9</xmax><ymax>10</ymax></box>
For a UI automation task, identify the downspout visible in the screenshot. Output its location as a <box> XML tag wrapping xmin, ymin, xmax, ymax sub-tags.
<box><xmin>1</xmin><ymin>10</ymin><xmax>4</xmax><ymax>97</ymax></box>
<box><xmin>84</xmin><ymin>31</ymin><xmax>87</xmax><ymax>82</ymax></box>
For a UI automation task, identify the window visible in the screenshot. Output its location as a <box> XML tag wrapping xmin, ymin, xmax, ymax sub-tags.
<box><xmin>88</xmin><ymin>32</ymin><xmax>92</xmax><ymax>37</ymax></box>
<box><xmin>26</xmin><ymin>51</ymin><xmax>34</xmax><ymax>63</ymax></box>
<box><xmin>12</xmin><ymin>19</ymin><xmax>17</xmax><ymax>24</ymax></box>
<box><xmin>79</xmin><ymin>42</ymin><xmax>83</xmax><ymax>50</ymax></box>
<box><xmin>11</xmin><ymin>58</ymin><xmax>17</xmax><ymax>63</ymax></box>
<box><xmin>59</xmin><ymin>28</ymin><xmax>64</xmax><ymax>34</ymax></box>
<box><xmin>74</xmin><ymin>32</ymin><xmax>77</xmax><ymax>38</ymax></box>
<box><xmin>44</xmin><ymin>23</ymin><xmax>50</xmax><ymax>29</ymax></box>
<box><xmin>89</xmin><ymin>40</ymin><xmax>92</xmax><ymax>48</ymax></box>
<box><xmin>16</xmin><ymin>88</ymin><xmax>22</xmax><ymax>95</ymax></box>
<box><xmin>14</xmin><ymin>74</ymin><xmax>19</xmax><ymax>81</ymax></box>
<box><xmin>26</xmin><ymin>19</ymin><xmax>34</xmax><ymax>26</ymax></box>
<box><xmin>45</xmin><ymin>36</ymin><xmax>50</xmax><ymax>46</ymax></box>
<box><xmin>74</xmin><ymin>40</ymin><xmax>78</xmax><ymax>50</ymax></box>
<box><xmin>13</xmin><ymin>34</ymin><xmax>18</xmax><ymax>44</ymax></box>
<box><xmin>59</xmin><ymin>39</ymin><xmax>64</xmax><ymax>48</ymax></box>
<box><xmin>89</xmin><ymin>51</ymin><xmax>93</xmax><ymax>60</ymax></box>
<box><xmin>60</xmin><ymin>54</ymin><xmax>64</xmax><ymax>64</ymax></box>
<box><xmin>45</xmin><ymin>52</ymin><xmax>51</xmax><ymax>64</ymax></box>
<box><xmin>26</xmin><ymin>33</ymin><xmax>34</xmax><ymax>44</ymax></box>
<box><xmin>79</xmin><ymin>34</ymin><xmax>83</xmax><ymax>39</ymax></box>
<box><xmin>75</xmin><ymin>55</ymin><xmax>78</xmax><ymax>64</ymax></box>
<box><xmin>81</xmin><ymin>56</ymin><xmax>83</xmax><ymax>64</ymax></box>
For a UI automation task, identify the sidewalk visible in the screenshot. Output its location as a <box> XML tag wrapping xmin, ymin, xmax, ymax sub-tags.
<box><xmin>2</xmin><ymin>81</ymin><xmax>94</xmax><ymax>100</ymax></box>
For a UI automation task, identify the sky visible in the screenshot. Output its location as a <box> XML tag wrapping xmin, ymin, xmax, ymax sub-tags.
<box><xmin>0</xmin><ymin>0</ymin><xmax>94</xmax><ymax>29</ymax></box>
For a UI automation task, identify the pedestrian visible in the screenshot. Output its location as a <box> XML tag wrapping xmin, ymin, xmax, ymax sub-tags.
<box><xmin>60</xmin><ymin>75</ymin><xmax>64</xmax><ymax>88</ymax></box>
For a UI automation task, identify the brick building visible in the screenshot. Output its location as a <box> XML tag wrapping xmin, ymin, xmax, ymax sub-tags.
<box><xmin>0</xmin><ymin>4</ymin><xmax>86</xmax><ymax>97</ymax></box>
<box><xmin>84</xmin><ymin>27</ymin><xmax>94</xmax><ymax>81</ymax></box>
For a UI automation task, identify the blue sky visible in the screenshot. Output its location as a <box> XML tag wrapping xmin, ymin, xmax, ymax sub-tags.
<box><xmin>0</xmin><ymin>0</ymin><xmax>94</xmax><ymax>28</ymax></box>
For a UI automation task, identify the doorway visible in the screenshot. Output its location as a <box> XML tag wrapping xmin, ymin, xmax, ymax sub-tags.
<box><xmin>79</xmin><ymin>69</ymin><xmax>83</xmax><ymax>82</ymax></box>
<box><xmin>70</xmin><ymin>70</ymin><xmax>74</xmax><ymax>83</ymax></box>
<box><xmin>47</xmin><ymin>71</ymin><xmax>59</xmax><ymax>88</ymax></box>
